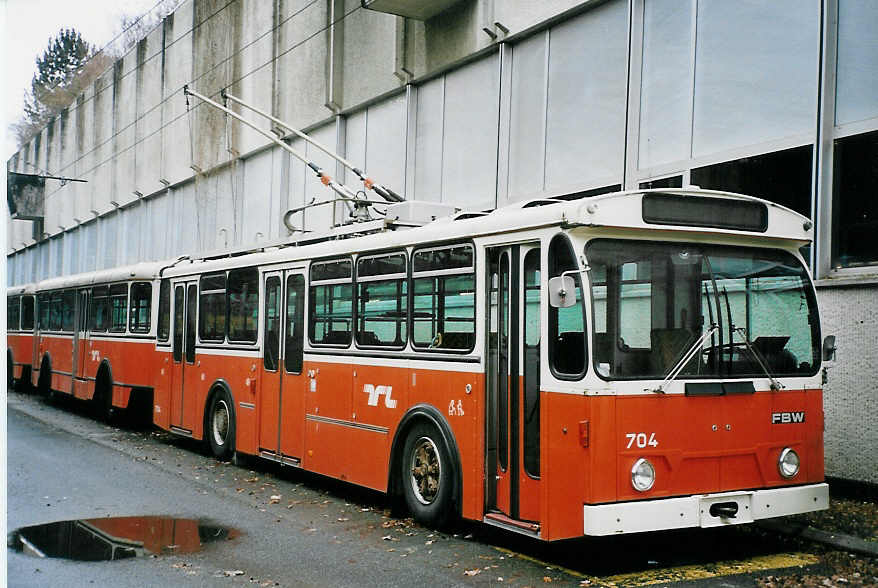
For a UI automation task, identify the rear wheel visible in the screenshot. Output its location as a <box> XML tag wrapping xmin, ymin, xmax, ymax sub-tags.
<box><xmin>207</xmin><ymin>389</ymin><xmax>235</xmax><ymax>461</ymax></box>
<box><xmin>400</xmin><ymin>422</ymin><xmax>456</xmax><ymax>528</ymax></box>
<box><xmin>37</xmin><ymin>357</ymin><xmax>52</xmax><ymax>397</ymax></box>
<box><xmin>93</xmin><ymin>368</ymin><xmax>114</xmax><ymax>422</ymax></box>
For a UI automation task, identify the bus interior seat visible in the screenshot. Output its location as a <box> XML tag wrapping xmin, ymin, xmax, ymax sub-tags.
<box><xmin>358</xmin><ymin>331</ymin><xmax>380</xmax><ymax>346</ymax></box>
<box><xmin>441</xmin><ymin>332</ymin><xmax>474</xmax><ymax>350</ymax></box>
<box><xmin>650</xmin><ymin>328</ymin><xmax>697</xmax><ymax>373</ymax></box>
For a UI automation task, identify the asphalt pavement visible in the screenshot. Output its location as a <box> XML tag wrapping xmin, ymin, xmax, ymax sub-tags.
<box><xmin>7</xmin><ymin>390</ymin><xmax>863</xmax><ymax>587</ymax></box>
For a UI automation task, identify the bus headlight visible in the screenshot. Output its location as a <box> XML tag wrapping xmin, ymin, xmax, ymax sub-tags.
<box><xmin>631</xmin><ymin>458</ymin><xmax>656</xmax><ymax>492</ymax></box>
<box><xmin>778</xmin><ymin>448</ymin><xmax>800</xmax><ymax>479</ymax></box>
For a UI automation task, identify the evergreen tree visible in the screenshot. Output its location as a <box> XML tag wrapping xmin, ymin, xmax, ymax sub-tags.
<box><xmin>11</xmin><ymin>29</ymin><xmax>111</xmax><ymax>147</ymax></box>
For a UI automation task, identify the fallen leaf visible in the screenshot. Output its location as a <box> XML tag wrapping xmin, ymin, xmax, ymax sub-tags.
<box><xmin>224</xmin><ymin>570</ymin><xmax>245</xmax><ymax>577</ymax></box>
<box><xmin>464</xmin><ymin>569</ymin><xmax>481</xmax><ymax>576</ymax></box>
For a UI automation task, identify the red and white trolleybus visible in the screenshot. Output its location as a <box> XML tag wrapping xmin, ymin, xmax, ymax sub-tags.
<box><xmin>9</xmin><ymin>188</ymin><xmax>832</xmax><ymax>540</ymax></box>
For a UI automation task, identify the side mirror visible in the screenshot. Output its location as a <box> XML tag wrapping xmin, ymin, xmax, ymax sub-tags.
<box><xmin>822</xmin><ymin>335</ymin><xmax>837</xmax><ymax>362</ymax></box>
<box><xmin>549</xmin><ymin>275</ymin><xmax>577</xmax><ymax>308</ymax></box>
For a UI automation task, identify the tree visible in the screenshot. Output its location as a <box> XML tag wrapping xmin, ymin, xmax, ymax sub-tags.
<box><xmin>11</xmin><ymin>29</ymin><xmax>112</xmax><ymax>147</ymax></box>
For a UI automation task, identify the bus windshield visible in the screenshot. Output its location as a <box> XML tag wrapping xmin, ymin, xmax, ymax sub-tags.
<box><xmin>587</xmin><ymin>239</ymin><xmax>820</xmax><ymax>381</ymax></box>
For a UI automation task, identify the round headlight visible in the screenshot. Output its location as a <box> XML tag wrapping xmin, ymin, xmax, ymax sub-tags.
<box><xmin>778</xmin><ymin>447</ymin><xmax>800</xmax><ymax>479</ymax></box>
<box><xmin>631</xmin><ymin>458</ymin><xmax>656</xmax><ymax>492</ymax></box>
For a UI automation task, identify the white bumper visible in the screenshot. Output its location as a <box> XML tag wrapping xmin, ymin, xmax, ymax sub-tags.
<box><xmin>583</xmin><ymin>483</ymin><xmax>829</xmax><ymax>536</ymax></box>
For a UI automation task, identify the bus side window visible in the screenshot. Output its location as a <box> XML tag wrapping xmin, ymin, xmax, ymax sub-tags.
<box><xmin>157</xmin><ymin>280</ymin><xmax>171</xmax><ymax>342</ymax></box>
<box><xmin>90</xmin><ymin>287</ymin><xmax>109</xmax><ymax>332</ymax></box>
<box><xmin>200</xmin><ymin>273</ymin><xmax>227</xmax><ymax>342</ymax></box>
<box><xmin>356</xmin><ymin>252</ymin><xmax>407</xmax><ymax>348</ymax></box>
<box><xmin>130</xmin><ymin>282</ymin><xmax>152</xmax><ymax>333</ymax></box>
<box><xmin>21</xmin><ymin>296</ymin><xmax>35</xmax><ymax>331</ymax></box>
<box><xmin>309</xmin><ymin>259</ymin><xmax>353</xmax><ymax>347</ymax></box>
<box><xmin>411</xmin><ymin>244</ymin><xmax>476</xmax><ymax>352</ymax></box>
<box><xmin>8</xmin><ymin>296</ymin><xmax>20</xmax><ymax>331</ymax></box>
<box><xmin>548</xmin><ymin>235</ymin><xmax>587</xmax><ymax>378</ymax></box>
<box><xmin>228</xmin><ymin>267</ymin><xmax>259</xmax><ymax>343</ymax></box>
<box><xmin>109</xmin><ymin>284</ymin><xmax>128</xmax><ymax>333</ymax></box>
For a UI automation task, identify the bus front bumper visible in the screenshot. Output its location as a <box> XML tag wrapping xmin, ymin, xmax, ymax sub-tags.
<box><xmin>583</xmin><ymin>483</ymin><xmax>829</xmax><ymax>536</ymax></box>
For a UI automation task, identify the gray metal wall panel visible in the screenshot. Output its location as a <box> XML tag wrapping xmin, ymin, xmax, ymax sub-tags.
<box><xmin>413</xmin><ymin>78</ymin><xmax>444</xmax><ymax>202</ymax></box>
<box><xmin>508</xmin><ymin>32</ymin><xmax>547</xmax><ymax>201</ymax></box>
<box><xmin>365</xmin><ymin>93</ymin><xmax>407</xmax><ymax>201</ymax></box>
<box><xmin>638</xmin><ymin>0</ymin><xmax>692</xmax><ymax>170</ymax></box>
<box><xmin>693</xmin><ymin>0</ymin><xmax>819</xmax><ymax>158</ymax></box>
<box><xmin>545</xmin><ymin>0</ymin><xmax>628</xmax><ymax>191</ymax></box>
<box><xmin>441</xmin><ymin>54</ymin><xmax>499</xmax><ymax>211</ymax></box>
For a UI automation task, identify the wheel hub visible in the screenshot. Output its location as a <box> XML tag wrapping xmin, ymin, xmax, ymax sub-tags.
<box><xmin>409</xmin><ymin>437</ymin><xmax>441</xmax><ymax>505</ymax></box>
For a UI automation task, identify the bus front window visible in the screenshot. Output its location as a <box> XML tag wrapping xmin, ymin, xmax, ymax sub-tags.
<box><xmin>588</xmin><ymin>240</ymin><xmax>820</xmax><ymax>380</ymax></box>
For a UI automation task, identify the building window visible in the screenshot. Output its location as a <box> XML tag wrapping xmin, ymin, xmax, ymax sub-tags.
<box><xmin>690</xmin><ymin>145</ymin><xmax>813</xmax><ymax>218</ymax></box>
<box><xmin>832</xmin><ymin>130</ymin><xmax>878</xmax><ymax>268</ymax></box>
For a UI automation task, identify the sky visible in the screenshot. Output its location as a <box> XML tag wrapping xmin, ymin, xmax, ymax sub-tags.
<box><xmin>3</xmin><ymin>0</ymin><xmax>166</xmax><ymax>161</ymax></box>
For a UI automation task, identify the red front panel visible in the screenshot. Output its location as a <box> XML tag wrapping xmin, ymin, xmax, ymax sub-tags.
<box><xmin>539</xmin><ymin>388</ymin><xmax>824</xmax><ymax>541</ymax></box>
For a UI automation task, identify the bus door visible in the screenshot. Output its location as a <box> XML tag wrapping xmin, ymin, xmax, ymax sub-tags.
<box><xmin>170</xmin><ymin>281</ymin><xmax>199</xmax><ymax>434</ymax></box>
<box><xmin>486</xmin><ymin>244</ymin><xmax>542</xmax><ymax>527</ymax></box>
<box><xmin>72</xmin><ymin>289</ymin><xmax>89</xmax><ymax>396</ymax></box>
<box><xmin>259</xmin><ymin>270</ymin><xmax>307</xmax><ymax>464</ymax></box>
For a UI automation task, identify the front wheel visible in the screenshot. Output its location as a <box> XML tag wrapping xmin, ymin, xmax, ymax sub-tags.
<box><xmin>207</xmin><ymin>390</ymin><xmax>236</xmax><ymax>461</ymax></box>
<box><xmin>400</xmin><ymin>422</ymin><xmax>456</xmax><ymax>528</ymax></box>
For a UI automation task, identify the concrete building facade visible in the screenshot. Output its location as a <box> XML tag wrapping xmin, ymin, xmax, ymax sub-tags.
<box><xmin>6</xmin><ymin>0</ymin><xmax>878</xmax><ymax>483</ymax></box>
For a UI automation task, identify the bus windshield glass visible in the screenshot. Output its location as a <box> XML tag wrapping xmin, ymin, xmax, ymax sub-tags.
<box><xmin>587</xmin><ymin>239</ymin><xmax>820</xmax><ymax>380</ymax></box>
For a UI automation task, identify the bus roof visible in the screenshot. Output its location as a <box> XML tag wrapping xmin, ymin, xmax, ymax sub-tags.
<box><xmin>162</xmin><ymin>188</ymin><xmax>812</xmax><ymax>278</ymax></box>
<box><xmin>34</xmin><ymin>260</ymin><xmax>171</xmax><ymax>293</ymax></box>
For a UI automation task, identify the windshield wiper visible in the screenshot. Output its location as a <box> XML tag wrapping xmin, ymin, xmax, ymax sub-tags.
<box><xmin>732</xmin><ymin>327</ymin><xmax>785</xmax><ymax>391</ymax></box>
<box><xmin>651</xmin><ymin>324</ymin><xmax>719</xmax><ymax>394</ymax></box>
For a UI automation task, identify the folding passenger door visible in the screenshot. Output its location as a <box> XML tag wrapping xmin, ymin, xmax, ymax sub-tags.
<box><xmin>259</xmin><ymin>269</ymin><xmax>307</xmax><ymax>464</ymax></box>
<box><xmin>170</xmin><ymin>280</ymin><xmax>199</xmax><ymax>434</ymax></box>
<box><xmin>486</xmin><ymin>243</ymin><xmax>542</xmax><ymax>529</ymax></box>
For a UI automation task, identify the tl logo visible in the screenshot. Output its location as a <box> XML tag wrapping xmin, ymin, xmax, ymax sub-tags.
<box><xmin>364</xmin><ymin>384</ymin><xmax>397</xmax><ymax>408</ymax></box>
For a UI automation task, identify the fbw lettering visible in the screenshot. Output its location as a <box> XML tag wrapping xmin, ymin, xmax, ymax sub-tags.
<box><xmin>771</xmin><ymin>411</ymin><xmax>805</xmax><ymax>424</ymax></box>
<box><xmin>363</xmin><ymin>384</ymin><xmax>397</xmax><ymax>408</ymax></box>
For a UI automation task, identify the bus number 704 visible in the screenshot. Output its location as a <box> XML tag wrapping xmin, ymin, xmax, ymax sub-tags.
<box><xmin>626</xmin><ymin>432</ymin><xmax>659</xmax><ymax>449</ymax></box>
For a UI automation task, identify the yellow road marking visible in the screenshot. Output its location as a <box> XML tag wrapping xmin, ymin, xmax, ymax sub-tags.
<box><xmin>494</xmin><ymin>547</ymin><xmax>819</xmax><ymax>586</ymax></box>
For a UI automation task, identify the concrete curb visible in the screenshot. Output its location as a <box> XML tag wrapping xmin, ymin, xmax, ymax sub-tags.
<box><xmin>758</xmin><ymin>519</ymin><xmax>878</xmax><ymax>558</ymax></box>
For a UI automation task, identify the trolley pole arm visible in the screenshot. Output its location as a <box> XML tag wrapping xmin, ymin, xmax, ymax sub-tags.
<box><xmin>221</xmin><ymin>90</ymin><xmax>404</xmax><ymax>203</ymax></box>
<box><xmin>182</xmin><ymin>86</ymin><xmax>358</xmax><ymax>210</ymax></box>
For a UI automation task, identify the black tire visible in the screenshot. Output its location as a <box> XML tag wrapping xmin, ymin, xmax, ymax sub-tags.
<box><xmin>19</xmin><ymin>366</ymin><xmax>33</xmax><ymax>394</ymax></box>
<box><xmin>37</xmin><ymin>357</ymin><xmax>52</xmax><ymax>397</ymax></box>
<box><xmin>400</xmin><ymin>422</ymin><xmax>456</xmax><ymax>528</ymax></box>
<box><xmin>207</xmin><ymin>389</ymin><xmax>236</xmax><ymax>461</ymax></box>
<box><xmin>93</xmin><ymin>371</ymin><xmax>115</xmax><ymax>423</ymax></box>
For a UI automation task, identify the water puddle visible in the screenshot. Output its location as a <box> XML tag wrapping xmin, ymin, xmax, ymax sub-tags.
<box><xmin>8</xmin><ymin>516</ymin><xmax>238</xmax><ymax>561</ymax></box>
